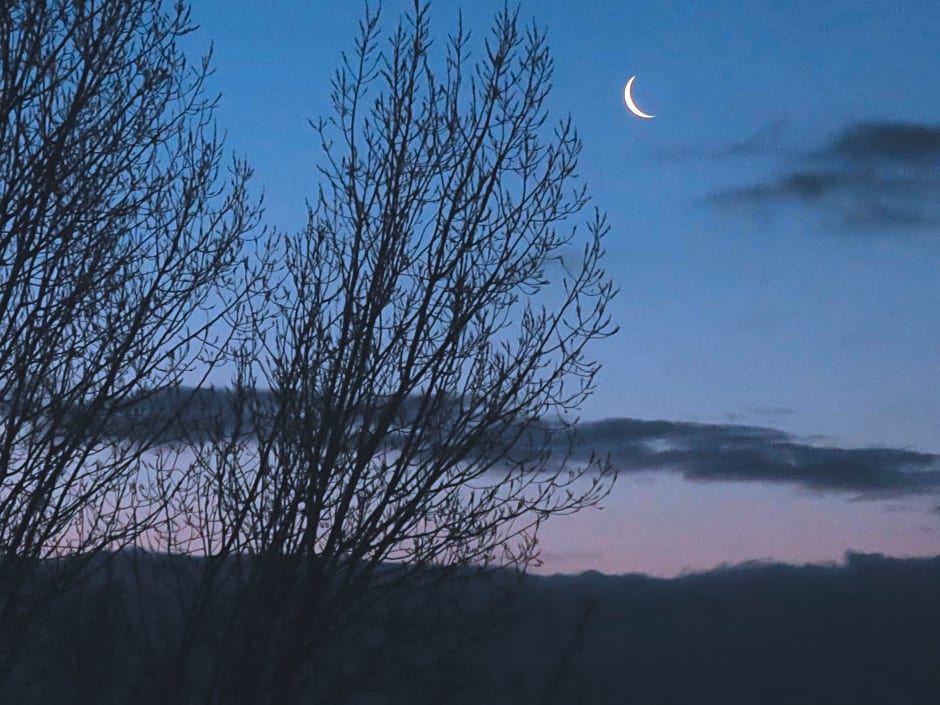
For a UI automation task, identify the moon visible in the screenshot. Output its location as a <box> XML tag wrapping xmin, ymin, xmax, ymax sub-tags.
<box><xmin>624</xmin><ymin>76</ymin><xmax>655</xmax><ymax>119</ymax></box>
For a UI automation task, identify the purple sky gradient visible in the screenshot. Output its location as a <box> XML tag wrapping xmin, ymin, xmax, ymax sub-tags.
<box><xmin>534</xmin><ymin>473</ymin><xmax>940</xmax><ymax>576</ymax></box>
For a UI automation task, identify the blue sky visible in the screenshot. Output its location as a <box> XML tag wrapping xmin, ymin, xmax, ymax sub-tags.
<box><xmin>182</xmin><ymin>1</ymin><xmax>940</xmax><ymax>573</ymax></box>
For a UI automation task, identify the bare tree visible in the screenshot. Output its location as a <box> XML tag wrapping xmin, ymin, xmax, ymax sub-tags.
<box><xmin>156</xmin><ymin>2</ymin><xmax>619</xmax><ymax>703</ymax></box>
<box><xmin>0</xmin><ymin>0</ymin><xmax>260</xmax><ymax>683</ymax></box>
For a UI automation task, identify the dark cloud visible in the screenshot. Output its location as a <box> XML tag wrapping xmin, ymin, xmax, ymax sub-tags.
<box><xmin>710</xmin><ymin>120</ymin><xmax>940</xmax><ymax>230</ymax></box>
<box><xmin>82</xmin><ymin>387</ymin><xmax>940</xmax><ymax>498</ymax></box>
<box><xmin>824</xmin><ymin>121</ymin><xmax>940</xmax><ymax>165</ymax></box>
<box><xmin>557</xmin><ymin>416</ymin><xmax>940</xmax><ymax>498</ymax></box>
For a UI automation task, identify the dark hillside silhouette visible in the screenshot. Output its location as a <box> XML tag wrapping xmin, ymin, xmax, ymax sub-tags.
<box><xmin>2</xmin><ymin>552</ymin><xmax>938</xmax><ymax>704</ymax></box>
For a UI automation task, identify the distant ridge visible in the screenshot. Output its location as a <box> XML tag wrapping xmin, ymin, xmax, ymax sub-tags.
<box><xmin>4</xmin><ymin>551</ymin><xmax>940</xmax><ymax>703</ymax></box>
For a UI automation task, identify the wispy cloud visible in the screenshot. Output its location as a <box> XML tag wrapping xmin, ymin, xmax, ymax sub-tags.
<box><xmin>748</xmin><ymin>406</ymin><xmax>797</xmax><ymax>418</ymax></box>
<box><xmin>657</xmin><ymin>120</ymin><xmax>789</xmax><ymax>161</ymax></box>
<box><xmin>710</xmin><ymin>120</ymin><xmax>940</xmax><ymax>230</ymax></box>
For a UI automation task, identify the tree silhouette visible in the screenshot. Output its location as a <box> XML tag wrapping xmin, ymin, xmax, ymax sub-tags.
<box><xmin>0</xmin><ymin>0</ymin><xmax>260</xmax><ymax>681</ymax></box>
<box><xmin>160</xmin><ymin>2</ymin><xmax>619</xmax><ymax>702</ymax></box>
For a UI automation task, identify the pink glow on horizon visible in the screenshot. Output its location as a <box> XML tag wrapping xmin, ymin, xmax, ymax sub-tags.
<box><xmin>533</xmin><ymin>472</ymin><xmax>940</xmax><ymax>577</ymax></box>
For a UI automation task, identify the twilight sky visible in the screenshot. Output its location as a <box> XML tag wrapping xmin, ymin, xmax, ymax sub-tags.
<box><xmin>182</xmin><ymin>1</ymin><xmax>940</xmax><ymax>575</ymax></box>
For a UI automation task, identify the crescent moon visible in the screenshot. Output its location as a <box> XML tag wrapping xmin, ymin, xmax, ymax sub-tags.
<box><xmin>624</xmin><ymin>76</ymin><xmax>655</xmax><ymax>119</ymax></box>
